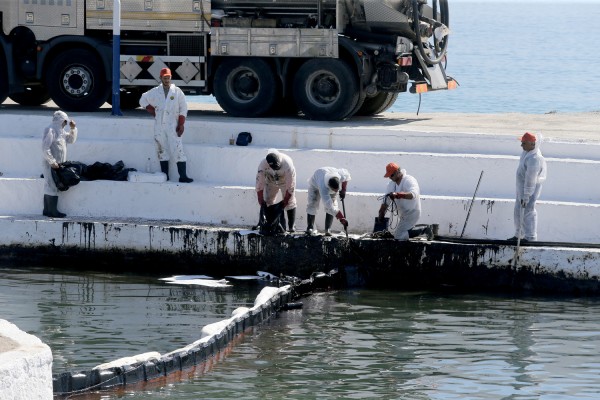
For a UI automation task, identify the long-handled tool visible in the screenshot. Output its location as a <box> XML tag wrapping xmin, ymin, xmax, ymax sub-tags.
<box><xmin>460</xmin><ymin>170</ymin><xmax>484</xmax><ymax>238</ymax></box>
<box><xmin>341</xmin><ymin>198</ymin><xmax>348</xmax><ymax>239</ymax></box>
<box><xmin>513</xmin><ymin>205</ymin><xmax>525</xmax><ymax>268</ymax></box>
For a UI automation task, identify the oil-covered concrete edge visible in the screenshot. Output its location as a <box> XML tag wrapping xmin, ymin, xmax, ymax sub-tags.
<box><xmin>2</xmin><ymin>220</ymin><xmax>600</xmax><ymax>295</ymax></box>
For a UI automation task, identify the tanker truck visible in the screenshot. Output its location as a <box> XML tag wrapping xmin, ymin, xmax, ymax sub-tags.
<box><xmin>0</xmin><ymin>0</ymin><xmax>456</xmax><ymax>121</ymax></box>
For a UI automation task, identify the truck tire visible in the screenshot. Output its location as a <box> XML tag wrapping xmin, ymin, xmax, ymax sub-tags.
<box><xmin>355</xmin><ymin>92</ymin><xmax>398</xmax><ymax>116</ymax></box>
<box><xmin>213</xmin><ymin>59</ymin><xmax>278</xmax><ymax>118</ymax></box>
<box><xmin>46</xmin><ymin>49</ymin><xmax>109</xmax><ymax>112</ymax></box>
<box><xmin>9</xmin><ymin>85</ymin><xmax>51</xmax><ymax>106</ymax></box>
<box><xmin>293</xmin><ymin>59</ymin><xmax>359</xmax><ymax>121</ymax></box>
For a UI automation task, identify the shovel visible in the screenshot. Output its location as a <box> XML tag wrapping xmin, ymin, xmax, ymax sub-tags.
<box><xmin>341</xmin><ymin>197</ymin><xmax>348</xmax><ymax>239</ymax></box>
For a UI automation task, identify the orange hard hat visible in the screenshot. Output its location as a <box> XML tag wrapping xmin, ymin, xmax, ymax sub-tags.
<box><xmin>521</xmin><ymin>132</ymin><xmax>536</xmax><ymax>142</ymax></box>
<box><xmin>384</xmin><ymin>162</ymin><xmax>400</xmax><ymax>178</ymax></box>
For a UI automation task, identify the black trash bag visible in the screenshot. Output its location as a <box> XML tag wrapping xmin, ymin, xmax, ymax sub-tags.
<box><xmin>51</xmin><ymin>163</ymin><xmax>82</xmax><ymax>191</ymax></box>
<box><xmin>256</xmin><ymin>201</ymin><xmax>286</xmax><ymax>236</ymax></box>
<box><xmin>236</xmin><ymin>131</ymin><xmax>252</xmax><ymax>146</ymax></box>
<box><xmin>62</xmin><ymin>161</ymin><xmax>88</xmax><ymax>178</ymax></box>
<box><xmin>85</xmin><ymin>160</ymin><xmax>135</xmax><ymax>181</ymax></box>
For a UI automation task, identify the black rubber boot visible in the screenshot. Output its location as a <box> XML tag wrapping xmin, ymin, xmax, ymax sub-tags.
<box><xmin>305</xmin><ymin>214</ymin><xmax>315</xmax><ymax>235</ymax></box>
<box><xmin>160</xmin><ymin>161</ymin><xmax>169</xmax><ymax>181</ymax></box>
<box><xmin>42</xmin><ymin>195</ymin><xmax>50</xmax><ymax>217</ymax></box>
<box><xmin>177</xmin><ymin>162</ymin><xmax>193</xmax><ymax>183</ymax></box>
<box><xmin>44</xmin><ymin>195</ymin><xmax>66</xmax><ymax>218</ymax></box>
<box><xmin>324</xmin><ymin>213</ymin><xmax>334</xmax><ymax>236</ymax></box>
<box><xmin>287</xmin><ymin>208</ymin><xmax>296</xmax><ymax>232</ymax></box>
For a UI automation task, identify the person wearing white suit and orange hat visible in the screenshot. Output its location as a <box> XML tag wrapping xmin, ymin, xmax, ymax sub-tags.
<box><xmin>377</xmin><ymin>162</ymin><xmax>423</xmax><ymax>241</ymax></box>
<box><xmin>509</xmin><ymin>132</ymin><xmax>547</xmax><ymax>242</ymax></box>
<box><xmin>139</xmin><ymin>67</ymin><xmax>193</xmax><ymax>183</ymax></box>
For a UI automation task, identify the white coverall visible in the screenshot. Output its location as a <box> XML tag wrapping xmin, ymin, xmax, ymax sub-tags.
<box><xmin>42</xmin><ymin>111</ymin><xmax>78</xmax><ymax>195</ymax></box>
<box><xmin>382</xmin><ymin>169</ymin><xmax>421</xmax><ymax>241</ymax></box>
<box><xmin>255</xmin><ymin>153</ymin><xmax>297</xmax><ymax>210</ymax></box>
<box><xmin>139</xmin><ymin>84</ymin><xmax>188</xmax><ymax>162</ymax></box>
<box><xmin>514</xmin><ymin>142</ymin><xmax>547</xmax><ymax>240</ymax></box>
<box><xmin>307</xmin><ymin>167</ymin><xmax>351</xmax><ymax>216</ymax></box>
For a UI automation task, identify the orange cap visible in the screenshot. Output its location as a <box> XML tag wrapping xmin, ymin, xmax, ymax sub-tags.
<box><xmin>521</xmin><ymin>132</ymin><xmax>536</xmax><ymax>142</ymax></box>
<box><xmin>384</xmin><ymin>162</ymin><xmax>400</xmax><ymax>178</ymax></box>
<box><xmin>160</xmin><ymin>68</ymin><xmax>172</xmax><ymax>77</ymax></box>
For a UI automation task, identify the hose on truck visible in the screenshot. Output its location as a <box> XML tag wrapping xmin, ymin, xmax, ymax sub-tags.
<box><xmin>412</xmin><ymin>0</ymin><xmax>450</xmax><ymax>65</ymax></box>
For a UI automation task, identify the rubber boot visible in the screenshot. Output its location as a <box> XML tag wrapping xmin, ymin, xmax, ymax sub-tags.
<box><xmin>177</xmin><ymin>162</ymin><xmax>193</xmax><ymax>183</ymax></box>
<box><xmin>44</xmin><ymin>195</ymin><xmax>66</xmax><ymax>218</ymax></box>
<box><xmin>42</xmin><ymin>195</ymin><xmax>50</xmax><ymax>217</ymax></box>
<box><xmin>305</xmin><ymin>214</ymin><xmax>315</xmax><ymax>235</ymax></box>
<box><xmin>160</xmin><ymin>161</ymin><xmax>169</xmax><ymax>181</ymax></box>
<box><xmin>324</xmin><ymin>213</ymin><xmax>334</xmax><ymax>236</ymax></box>
<box><xmin>287</xmin><ymin>208</ymin><xmax>296</xmax><ymax>232</ymax></box>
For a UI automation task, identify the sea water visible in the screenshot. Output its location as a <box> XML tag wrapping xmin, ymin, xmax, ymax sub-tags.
<box><xmin>3</xmin><ymin>268</ymin><xmax>600</xmax><ymax>399</ymax></box>
<box><xmin>188</xmin><ymin>0</ymin><xmax>600</xmax><ymax>115</ymax></box>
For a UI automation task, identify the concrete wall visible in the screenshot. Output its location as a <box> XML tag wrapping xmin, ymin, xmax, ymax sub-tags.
<box><xmin>0</xmin><ymin>320</ymin><xmax>53</xmax><ymax>400</ymax></box>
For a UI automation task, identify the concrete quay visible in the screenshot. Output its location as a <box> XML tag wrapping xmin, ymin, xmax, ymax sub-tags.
<box><xmin>0</xmin><ymin>104</ymin><xmax>599</xmax><ymax>291</ymax></box>
<box><xmin>0</xmin><ymin>320</ymin><xmax>53</xmax><ymax>400</ymax></box>
<box><xmin>1</xmin><ymin>105</ymin><xmax>599</xmax><ymax>242</ymax></box>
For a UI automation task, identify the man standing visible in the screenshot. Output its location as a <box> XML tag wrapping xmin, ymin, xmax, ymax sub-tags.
<box><xmin>306</xmin><ymin>167</ymin><xmax>350</xmax><ymax>236</ymax></box>
<box><xmin>255</xmin><ymin>150</ymin><xmax>297</xmax><ymax>232</ymax></box>
<box><xmin>378</xmin><ymin>162</ymin><xmax>428</xmax><ymax>241</ymax></box>
<box><xmin>42</xmin><ymin>110</ymin><xmax>77</xmax><ymax>218</ymax></box>
<box><xmin>509</xmin><ymin>132</ymin><xmax>547</xmax><ymax>242</ymax></box>
<box><xmin>139</xmin><ymin>67</ymin><xmax>193</xmax><ymax>183</ymax></box>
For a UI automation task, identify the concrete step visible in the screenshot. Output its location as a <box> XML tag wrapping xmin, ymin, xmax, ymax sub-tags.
<box><xmin>1</xmin><ymin>177</ymin><xmax>598</xmax><ymax>243</ymax></box>
<box><xmin>3</xmin><ymin>112</ymin><xmax>600</xmax><ymax>160</ymax></box>
<box><xmin>3</xmin><ymin>136</ymin><xmax>599</xmax><ymax>203</ymax></box>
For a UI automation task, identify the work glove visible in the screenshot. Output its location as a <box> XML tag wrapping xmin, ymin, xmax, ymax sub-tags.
<box><xmin>176</xmin><ymin>115</ymin><xmax>185</xmax><ymax>136</ymax></box>
<box><xmin>340</xmin><ymin>181</ymin><xmax>347</xmax><ymax>200</ymax></box>
<box><xmin>257</xmin><ymin>190</ymin><xmax>265</xmax><ymax>206</ymax></box>
<box><xmin>145</xmin><ymin>105</ymin><xmax>156</xmax><ymax>117</ymax></box>
<box><xmin>336</xmin><ymin>211</ymin><xmax>348</xmax><ymax>228</ymax></box>
<box><xmin>283</xmin><ymin>191</ymin><xmax>291</xmax><ymax>207</ymax></box>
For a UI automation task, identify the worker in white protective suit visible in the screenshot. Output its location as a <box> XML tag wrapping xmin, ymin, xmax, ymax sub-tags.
<box><xmin>42</xmin><ymin>110</ymin><xmax>77</xmax><ymax>218</ymax></box>
<box><xmin>509</xmin><ymin>132</ymin><xmax>547</xmax><ymax>242</ymax></box>
<box><xmin>255</xmin><ymin>150</ymin><xmax>297</xmax><ymax>232</ymax></box>
<box><xmin>139</xmin><ymin>67</ymin><xmax>193</xmax><ymax>183</ymax></box>
<box><xmin>306</xmin><ymin>167</ymin><xmax>350</xmax><ymax>236</ymax></box>
<box><xmin>377</xmin><ymin>162</ymin><xmax>431</xmax><ymax>241</ymax></box>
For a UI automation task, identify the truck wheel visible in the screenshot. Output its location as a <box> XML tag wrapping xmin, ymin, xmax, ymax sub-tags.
<box><xmin>213</xmin><ymin>59</ymin><xmax>278</xmax><ymax>118</ymax></box>
<box><xmin>46</xmin><ymin>49</ymin><xmax>109</xmax><ymax>112</ymax></box>
<box><xmin>355</xmin><ymin>92</ymin><xmax>398</xmax><ymax>116</ymax></box>
<box><xmin>9</xmin><ymin>85</ymin><xmax>51</xmax><ymax>106</ymax></box>
<box><xmin>293</xmin><ymin>59</ymin><xmax>359</xmax><ymax>121</ymax></box>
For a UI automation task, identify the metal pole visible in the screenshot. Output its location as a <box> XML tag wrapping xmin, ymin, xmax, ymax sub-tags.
<box><xmin>460</xmin><ymin>170</ymin><xmax>484</xmax><ymax>238</ymax></box>
<box><xmin>111</xmin><ymin>0</ymin><xmax>123</xmax><ymax>116</ymax></box>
